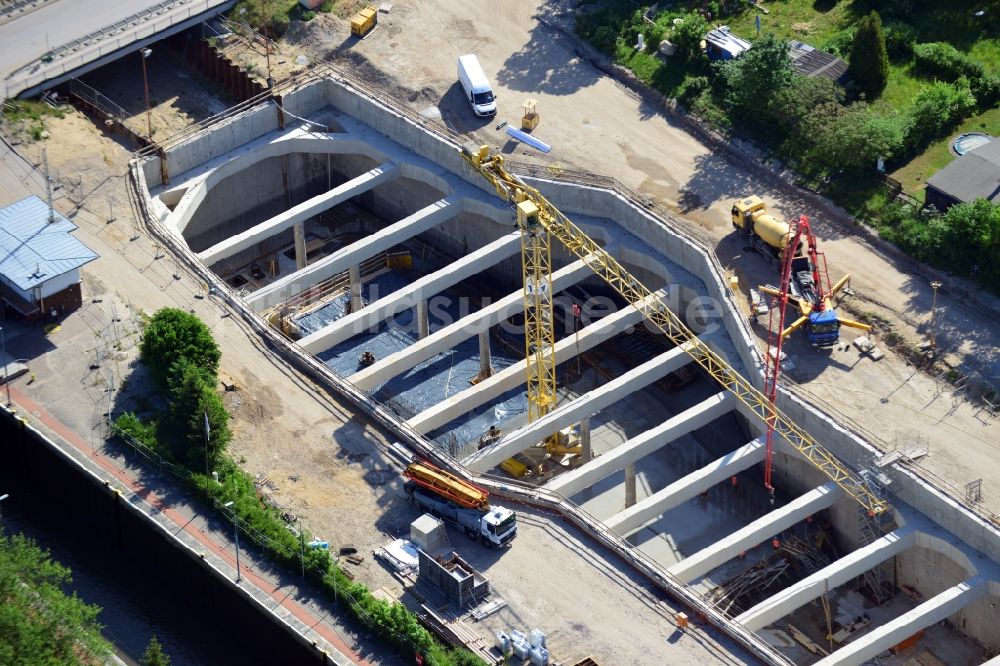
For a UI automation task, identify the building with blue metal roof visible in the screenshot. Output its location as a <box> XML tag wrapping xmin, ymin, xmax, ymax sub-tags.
<box><xmin>0</xmin><ymin>195</ymin><xmax>98</xmax><ymax>317</ymax></box>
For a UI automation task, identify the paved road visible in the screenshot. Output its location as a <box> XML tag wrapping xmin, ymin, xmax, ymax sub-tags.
<box><xmin>0</xmin><ymin>0</ymin><xmax>232</xmax><ymax>98</ymax></box>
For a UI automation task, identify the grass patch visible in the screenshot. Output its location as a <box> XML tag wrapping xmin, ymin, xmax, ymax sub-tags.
<box><xmin>889</xmin><ymin>105</ymin><xmax>1000</xmax><ymax>198</ymax></box>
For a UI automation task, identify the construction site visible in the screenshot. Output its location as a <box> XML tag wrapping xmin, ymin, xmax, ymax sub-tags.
<box><xmin>2</xmin><ymin>2</ymin><xmax>1000</xmax><ymax>665</ymax></box>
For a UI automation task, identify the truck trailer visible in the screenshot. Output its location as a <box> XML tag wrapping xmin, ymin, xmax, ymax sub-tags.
<box><xmin>404</xmin><ymin>461</ymin><xmax>516</xmax><ymax>548</ymax></box>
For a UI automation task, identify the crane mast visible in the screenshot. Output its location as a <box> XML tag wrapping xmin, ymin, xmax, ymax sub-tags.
<box><xmin>460</xmin><ymin>145</ymin><xmax>887</xmax><ymax>516</ymax></box>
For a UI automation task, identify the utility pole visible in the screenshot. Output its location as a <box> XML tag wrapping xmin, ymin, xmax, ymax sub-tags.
<box><xmin>43</xmin><ymin>147</ymin><xmax>54</xmax><ymax>224</ymax></box>
<box><xmin>263</xmin><ymin>0</ymin><xmax>274</xmax><ymax>89</ymax></box>
<box><xmin>203</xmin><ymin>411</ymin><xmax>211</xmax><ymax>475</ymax></box>
<box><xmin>140</xmin><ymin>48</ymin><xmax>153</xmax><ymax>141</ymax></box>
<box><xmin>223</xmin><ymin>501</ymin><xmax>241</xmax><ymax>583</ymax></box>
<box><xmin>1</xmin><ymin>326</ymin><xmax>11</xmax><ymax>407</ymax></box>
<box><xmin>929</xmin><ymin>280</ymin><xmax>943</xmax><ymax>353</ymax></box>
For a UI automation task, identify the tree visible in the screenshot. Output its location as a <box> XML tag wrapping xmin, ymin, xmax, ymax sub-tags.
<box><xmin>772</xmin><ymin>74</ymin><xmax>843</xmax><ymax>136</ymax></box>
<box><xmin>0</xmin><ymin>534</ymin><xmax>110</xmax><ymax>665</ymax></box>
<box><xmin>670</xmin><ymin>12</ymin><xmax>709</xmax><ymax>62</ymax></box>
<box><xmin>906</xmin><ymin>79</ymin><xmax>976</xmax><ymax>152</ymax></box>
<box><xmin>802</xmin><ymin>102</ymin><xmax>905</xmax><ymax>173</ymax></box>
<box><xmin>141</xmin><ymin>308</ymin><xmax>221</xmax><ymax>389</ymax></box>
<box><xmin>718</xmin><ymin>34</ymin><xmax>794</xmax><ymax>125</ymax></box>
<box><xmin>166</xmin><ymin>357</ymin><xmax>230</xmax><ymax>468</ymax></box>
<box><xmin>142</xmin><ymin>635</ymin><xmax>171</xmax><ymax>666</ymax></box>
<box><xmin>848</xmin><ymin>11</ymin><xmax>889</xmax><ymax>100</ymax></box>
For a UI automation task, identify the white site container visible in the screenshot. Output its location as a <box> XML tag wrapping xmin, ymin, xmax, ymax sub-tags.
<box><xmin>530</xmin><ymin>646</ymin><xmax>550</xmax><ymax>665</ymax></box>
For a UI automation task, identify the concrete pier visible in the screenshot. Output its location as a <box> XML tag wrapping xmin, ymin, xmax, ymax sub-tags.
<box><xmin>247</xmin><ymin>196</ymin><xmax>462</xmax><ymax>311</ymax></box>
<box><xmin>478</xmin><ymin>330</ymin><xmax>491</xmax><ymax>377</ymax></box>
<box><xmin>298</xmin><ymin>233</ymin><xmax>521</xmax><ymax>352</ymax></box>
<box><xmin>465</xmin><ymin>341</ymin><xmax>696</xmax><ymax>472</ymax></box>
<box><xmin>605</xmin><ymin>439</ymin><xmax>767</xmax><ymax>535</ymax></box>
<box><xmin>198</xmin><ymin>164</ymin><xmax>397</xmax><ymax>265</ymax></box>
<box><xmin>668</xmin><ymin>482</ymin><xmax>843</xmax><ymax>584</ymax></box>
<box><xmin>348</xmin><ymin>264</ymin><xmax>362</xmax><ymax>313</ymax></box>
<box><xmin>349</xmin><ymin>259</ymin><xmax>592</xmax><ymax>391</ymax></box>
<box><xmin>293</xmin><ymin>222</ymin><xmax>307</xmax><ymax>270</ymax></box>
<box><xmin>406</xmin><ymin>292</ymin><xmax>650</xmax><ymax>435</ymax></box>
<box><xmin>416</xmin><ymin>299</ymin><xmax>429</xmax><ymax>339</ymax></box>
<box><xmin>547</xmin><ymin>392</ymin><xmax>735</xmax><ymax>498</ymax></box>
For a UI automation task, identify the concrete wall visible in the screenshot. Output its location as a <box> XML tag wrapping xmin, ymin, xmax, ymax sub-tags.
<box><xmin>184</xmin><ymin>153</ymin><xmax>356</xmax><ymax>251</ymax></box>
<box><xmin>141</xmin><ymin>80</ymin><xmax>330</xmax><ymax>189</ymax></box>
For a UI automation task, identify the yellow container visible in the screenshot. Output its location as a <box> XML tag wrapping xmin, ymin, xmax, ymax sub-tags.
<box><xmin>351</xmin><ymin>6</ymin><xmax>377</xmax><ymax>37</ymax></box>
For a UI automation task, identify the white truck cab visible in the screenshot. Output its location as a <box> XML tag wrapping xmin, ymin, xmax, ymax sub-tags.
<box><xmin>457</xmin><ymin>54</ymin><xmax>496</xmax><ymax>117</ymax></box>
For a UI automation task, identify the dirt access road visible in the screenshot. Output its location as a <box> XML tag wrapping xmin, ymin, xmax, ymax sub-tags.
<box><xmin>268</xmin><ymin>0</ymin><xmax>1000</xmax><ymax>512</ymax></box>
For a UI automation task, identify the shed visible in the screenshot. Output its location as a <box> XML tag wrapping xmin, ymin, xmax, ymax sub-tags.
<box><xmin>0</xmin><ymin>195</ymin><xmax>98</xmax><ymax>318</ymax></box>
<box><xmin>704</xmin><ymin>26</ymin><xmax>751</xmax><ymax>61</ymax></box>
<box><xmin>925</xmin><ymin>139</ymin><xmax>1000</xmax><ymax>210</ymax></box>
<box><xmin>788</xmin><ymin>40</ymin><xmax>849</xmax><ymax>84</ymax></box>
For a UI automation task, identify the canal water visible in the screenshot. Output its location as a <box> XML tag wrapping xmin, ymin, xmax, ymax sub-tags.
<box><xmin>0</xmin><ymin>417</ymin><xmax>320</xmax><ymax>666</ymax></box>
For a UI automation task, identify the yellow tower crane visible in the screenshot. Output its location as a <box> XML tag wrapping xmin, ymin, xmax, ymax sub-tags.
<box><xmin>460</xmin><ymin>145</ymin><xmax>887</xmax><ymax>516</ymax></box>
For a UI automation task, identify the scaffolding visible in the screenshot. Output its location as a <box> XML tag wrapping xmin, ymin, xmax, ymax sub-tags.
<box><xmin>857</xmin><ymin>467</ymin><xmax>895</xmax><ymax>605</ymax></box>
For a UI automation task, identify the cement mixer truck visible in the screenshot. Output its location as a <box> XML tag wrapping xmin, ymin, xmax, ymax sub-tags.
<box><xmin>404</xmin><ymin>461</ymin><xmax>517</xmax><ymax>548</ymax></box>
<box><xmin>731</xmin><ymin>196</ymin><xmax>802</xmax><ymax>266</ymax></box>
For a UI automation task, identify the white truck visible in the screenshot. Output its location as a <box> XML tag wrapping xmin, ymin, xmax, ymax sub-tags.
<box><xmin>457</xmin><ymin>54</ymin><xmax>497</xmax><ymax>117</ymax></box>
<box><xmin>404</xmin><ymin>461</ymin><xmax>516</xmax><ymax>548</ymax></box>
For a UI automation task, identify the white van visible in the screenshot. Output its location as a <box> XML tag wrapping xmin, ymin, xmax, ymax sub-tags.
<box><xmin>457</xmin><ymin>54</ymin><xmax>496</xmax><ymax>117</ymax></box>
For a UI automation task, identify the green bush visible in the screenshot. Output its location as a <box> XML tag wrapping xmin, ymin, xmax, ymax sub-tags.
<box><xmin>678</xmin><ymin>75</ymin><xmax>710</xmax><ymax>107</ymax></box>
<box><xmin>878</xmin><ymin>199</ymin><xmax>1000</xmax><ymax>293</ymax></box>
<box><xmin>670</xmin><ymin>12</ymin><xmax>709</xmax><ymax>61</ymax></box>
<box><xmin>883</xmin><ymin>22</ymin><xmax>917</xmax><ymax>62</ymax></box>
<box><xmin>905</xmin><ymin>79</ymin><xmax>976</xmax><ymax>152</ymax></box>
<box><xmin>114</xmin><ymin>412</ymin><xmax>160</xmax><ymax>451</ymax></box>
<box><xmin>913</xmin><ymin>42</ymin><xmax>984</xmax><ymax>81</ymax></box>
<box><xmin>140</xmin><ymin>309</ymin><xmax>220</xmax><ymax>390</ymax></box>
<box><xmin>970</xmin><ymin>75</ymin><xmax>1000</xmax><ymax>108</ymax></box>
<box><xmin>823</xmin><ymin>28</ymin><xmax>855</xmax><ymax>59</ymax></box>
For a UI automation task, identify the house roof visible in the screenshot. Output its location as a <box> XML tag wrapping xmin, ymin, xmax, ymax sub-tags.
<box><xmin>0</xmin><ymin>195</ymin><xmax>98</xmax><ymax>292</ymax></box>
<box><xmin>788</xmin><ymin>40</ymin><xmax>849</xmax><ymax>82</ymax></box>
<box><xmin>925</xmin><ymin>139</ymin><xmax>1000</xmax><ymax>205</ymax></box>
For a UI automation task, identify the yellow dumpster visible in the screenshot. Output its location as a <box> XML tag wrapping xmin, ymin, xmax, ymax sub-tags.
<box><xmin>351</xmin><ymin>6</ymin><xmax>377</xmax><ymax>37</ymax></box>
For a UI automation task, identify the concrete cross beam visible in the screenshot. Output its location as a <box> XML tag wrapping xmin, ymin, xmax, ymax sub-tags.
<box><xmin>464</xmin><ymin>340</ymin><xmax>698</xmax><ymax>472</ymax></box>
<box><xmin>298</xmin><ymin>232</ymin><xmax>522</xmax><ymax>353</ymax></box>
<box><xmin>198</xmin><ymin>163</ymin><xmax>398</xmax><ymax>265</ymax></box>
<box><xmin>667</xmin><ymin>481</ymin><xmax>843</xmax><ymax>584</ymax></box>
<box><xmin>545</xmin><ymin>391</ymin><xmax>735</xmax><ymax>499</ymax></box>
<box><xmin>735</xmin><ymin>527</ymin><xmax>917</xmax><ymax>631</ymax></box>
<box><xmin>604</xmin><ymin>438</ymin><xmax>768</xmax><ymax>536</ymax></box>
<box><xmin>814</xmin><ymin>577</ymin><xmax>987</xmax><ymax>666</ymax></box>
<box><xmin>348</xmin><ymin>258</ymin><xmax>594</xmax><ymax>391</ymax></box>
<box><xmin>246</xmin><ymin>195</ymin><xmax>463</xmax><ymax>311</ymax></box>
<box><xmin>405</xmin><ymin>291</ymin><xmax>654</xmax><ymax>435</ymax></box>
